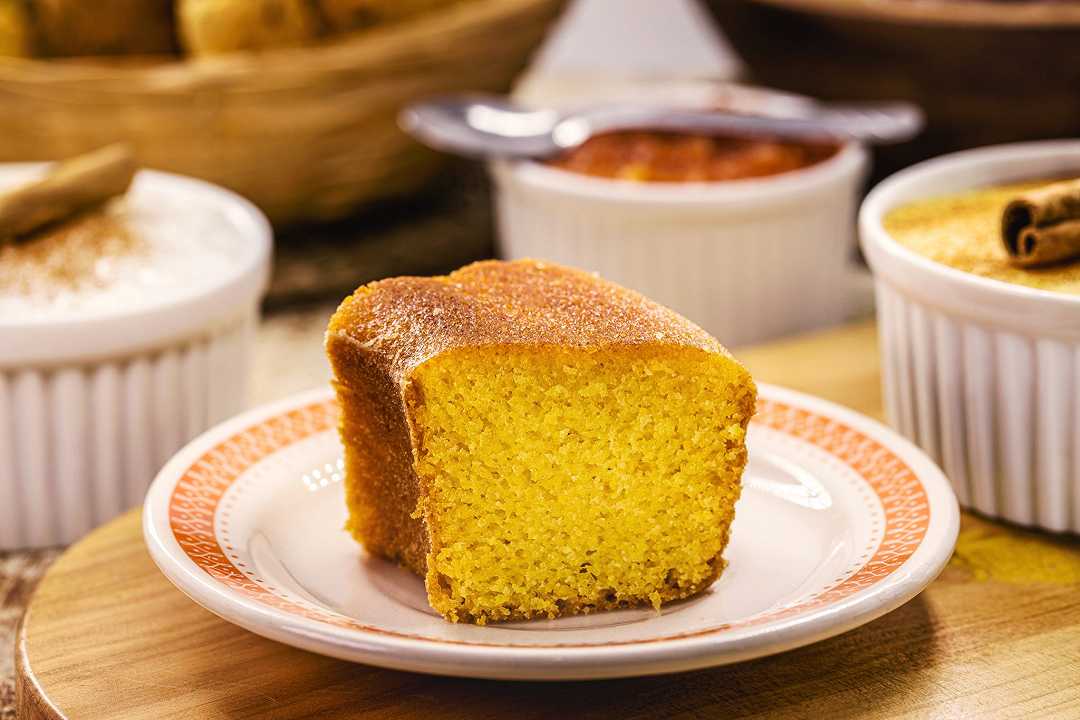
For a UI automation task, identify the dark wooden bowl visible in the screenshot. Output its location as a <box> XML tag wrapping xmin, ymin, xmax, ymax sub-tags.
<box><xmin>704</xmin><ymin>0</ymin><xmax>1080</xmax><ymax>178</ymax></box>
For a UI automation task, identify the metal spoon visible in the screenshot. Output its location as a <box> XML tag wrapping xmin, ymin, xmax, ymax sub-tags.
<box><xmin>399</xmin><ymin>93</ymin><xmax>924</xmax><ymax>159</ymax></box>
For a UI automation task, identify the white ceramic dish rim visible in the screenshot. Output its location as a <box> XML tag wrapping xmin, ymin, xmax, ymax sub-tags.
<box><xmin>492</xmin><ymin>141</ymin><xmax>868</xmax><ymax>212</ymax></box>
<box><xmin>859</xmin><ymin>139</ymin><xmax>1080</xmax><ymax>338</ymax></box>
<box><xmin>0</xmin><ymin>165</ymin><xmax>272</xmax><ymax>366</ymax></box>
<box><xmin>143</xmin><ymin>384</ymin><xmax>958</xmax><ymax>680</ymax></box>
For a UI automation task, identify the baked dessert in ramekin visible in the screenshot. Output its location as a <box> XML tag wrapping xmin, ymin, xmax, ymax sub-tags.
<box><xmin>493</xmin><ymin>127</ymin><xmax>868</xmax><ymax>347</ymax></box>
<box><xmin>0</xmin><ymin>158</ymin><xmax>270</xmax><ymax>548</ymax></box>
<box><xmin>860</xmin><ymin>140</ymin><xmax>1080</xmax><ymax>532</ymax></box>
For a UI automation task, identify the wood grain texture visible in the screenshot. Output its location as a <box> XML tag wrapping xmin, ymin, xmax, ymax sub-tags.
<box><xmin>0</xmin><ymin>550</ymin><xmax>59</xmax><ymax>720</ymax></box>
<box><xmin>14</xmin><ymin>320</ymin><xmax>1080</xmax><ymax>719</ymax></box>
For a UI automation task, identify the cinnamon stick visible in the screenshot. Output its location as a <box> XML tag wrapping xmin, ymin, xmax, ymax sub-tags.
<box><xmin>1002</xmin><ymin>178</ymin><xmax>1080</xmax><ymax>267</ymax></box>
<box><xmin>0</xmin><ymin>144</ymin><xmax>137</xmax><ymax>243</ymax></box>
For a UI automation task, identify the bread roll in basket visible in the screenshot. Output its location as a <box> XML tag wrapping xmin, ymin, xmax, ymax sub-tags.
<box><xmin>0</xmin><ymin>0</ymin><xmax>566</xmax><ymax>225</ymax></box>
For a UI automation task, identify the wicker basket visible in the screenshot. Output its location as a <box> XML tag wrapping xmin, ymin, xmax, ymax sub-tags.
<box><xmin>0</xmin><ymin>0</ymin><xmax>566</xmax><ymax>226</ymax></box>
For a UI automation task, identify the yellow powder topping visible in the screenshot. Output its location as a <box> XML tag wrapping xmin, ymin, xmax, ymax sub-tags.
<box><xmin>883</xmin><ymin>180</ymin><xmax>1080</xmax><ymax>295</ymax></box>
<box><xmin>950</xmin><ymin>526</ymin><xmax>1080</xmax><ymax>585</ymax></box>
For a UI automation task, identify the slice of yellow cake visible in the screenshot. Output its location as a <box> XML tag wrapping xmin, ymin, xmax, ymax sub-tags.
<box><xmin>325</xmin><ymin>259</ymin><xmax>756</xmax><ymax>624</ymax></box>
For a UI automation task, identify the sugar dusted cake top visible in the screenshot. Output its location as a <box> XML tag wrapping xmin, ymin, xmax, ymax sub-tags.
<box><xmin>327</xmin><ymin>259</ymin><xmax>733</xmax><ymax>382</ymax></box>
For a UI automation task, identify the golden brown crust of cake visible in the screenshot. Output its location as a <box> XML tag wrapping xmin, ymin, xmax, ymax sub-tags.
<box><xmin>329</xmin><ymin>343</ymin><xmax>429</xmax><ymax>574</ymax></box>
<box><xmin>327</xmin><ymin>258</ymin><xmax>730</xmax><ymax>384</ymax></box>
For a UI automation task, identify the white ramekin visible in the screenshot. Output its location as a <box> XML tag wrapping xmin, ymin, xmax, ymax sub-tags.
<box><xmin>492</xmin><ymin>142</ymin><xmax>869</xmax><ymax>347</ymax></box>
<box><xmin>861</xmin><ymin>140</ymin><xmax>1080</xmax><ymax>533</ymax></box>
<box><xmin>0</xmin><ymin>167</ymin><xmax>271</xmax><ymax>549</ymax></box>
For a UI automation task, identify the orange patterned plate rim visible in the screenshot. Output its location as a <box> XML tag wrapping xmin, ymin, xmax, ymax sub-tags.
<box><xmin>144</xmin><ymin>384</ymin><xmax>959</xmax><ymax>680</ymax></box>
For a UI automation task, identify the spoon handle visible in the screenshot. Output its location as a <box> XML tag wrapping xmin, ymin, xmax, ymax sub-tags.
<box><xmin>554</xmin><ymin>103</ymin><xmax>924</xmax><ymax>148</ymax></box>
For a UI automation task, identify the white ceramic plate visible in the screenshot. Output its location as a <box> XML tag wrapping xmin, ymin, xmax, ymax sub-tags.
<box><xmin>143</xmin><ymin>384</ymin><xmax>958</xmax><ymax>680</ymax></box>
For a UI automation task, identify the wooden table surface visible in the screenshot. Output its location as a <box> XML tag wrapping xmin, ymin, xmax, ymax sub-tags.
<box><xmin>8</xmin><ymin>320</ymin><xmax>1080</xmax><ymax>719</ymax></box>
